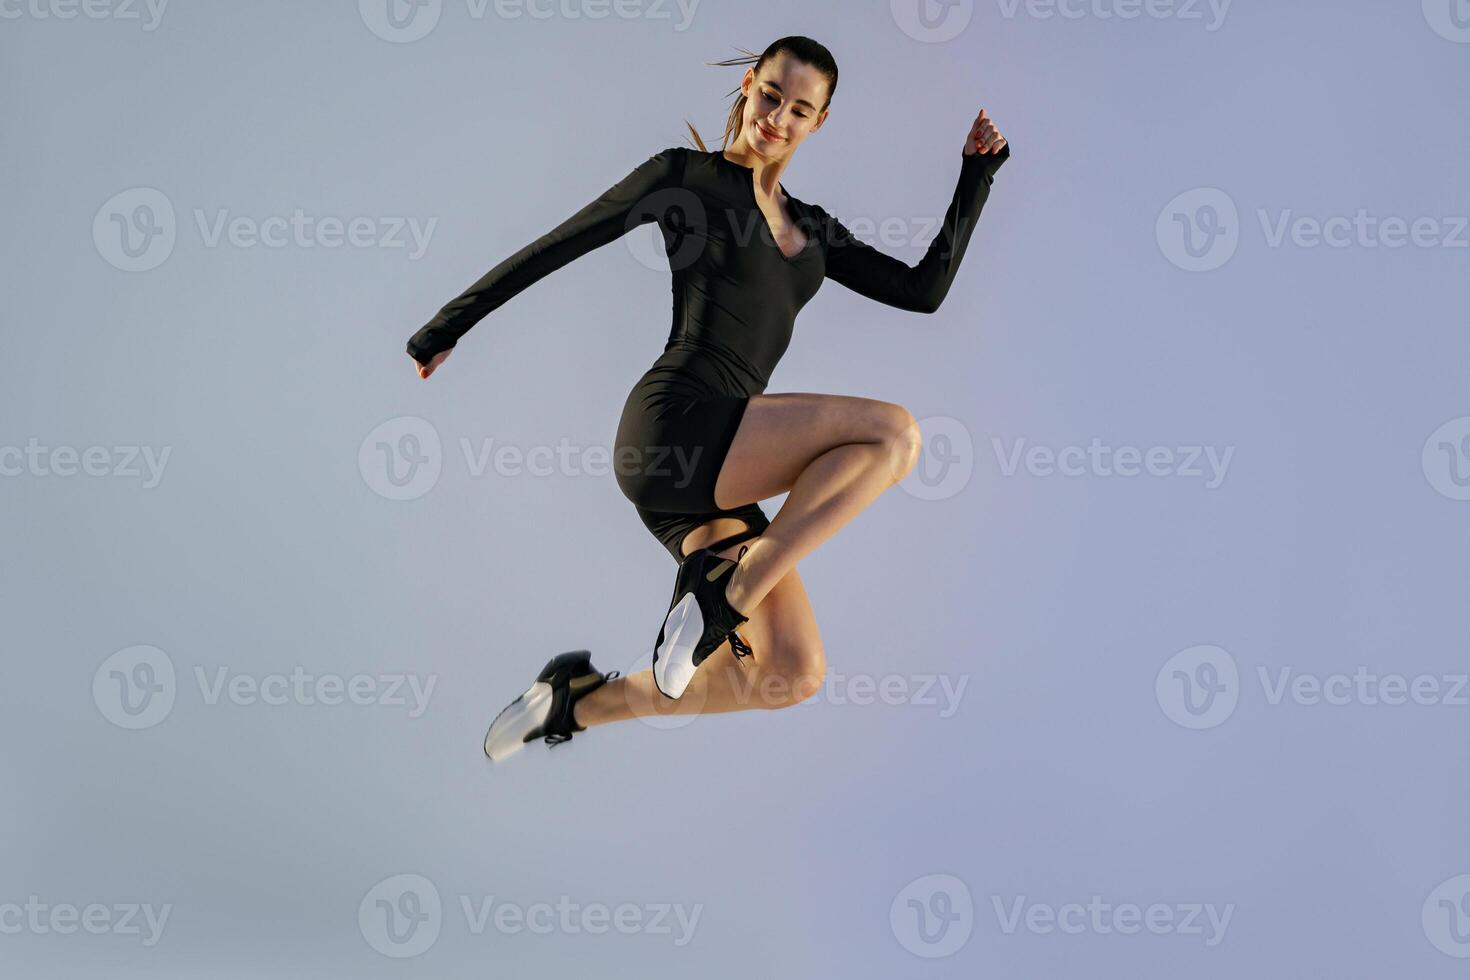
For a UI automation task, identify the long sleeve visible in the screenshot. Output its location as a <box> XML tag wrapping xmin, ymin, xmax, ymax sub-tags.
<box><xmin>818</xmin><ymin>142</ymin><xmax>1009</xmax><ymax>314</ymax></box>
<box><xmin>406</xmin><ymin>146</ymin><xmax>686</xmax><ymax>366</ymax></box>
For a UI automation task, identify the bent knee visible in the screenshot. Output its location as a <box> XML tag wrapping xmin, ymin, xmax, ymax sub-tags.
<box><xmin>873</xmin><ymin>403</ymin><xmax>922</xmax><ymax>482</ymax></box>
<box><xmin>758</xmin><ymin>642</ymin><xmax>827</xmax><ymax>708</ymax></box>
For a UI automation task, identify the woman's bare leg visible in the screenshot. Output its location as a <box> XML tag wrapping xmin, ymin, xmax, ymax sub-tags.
<box><xmin>573</xmin><ymin>392</ymin><xmax>917</xmax><ymax>727</ymax></box>
<box><xmin>712</xmin><ymin>392</ymin><xmax>922</xmax><ymax>615</ymax></box>
<box><xmin>573</xmin><ymin>518</ymin><xmax>825</xmax><ymax>725</ymax></box>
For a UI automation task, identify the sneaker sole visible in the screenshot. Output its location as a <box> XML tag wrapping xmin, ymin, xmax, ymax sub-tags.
<box><xmin>653</xmin><ymin>593</ymin><xmax>703</xmax><ymax>700</ymax></box>
<box><xmin>483</xmin><ymin>650</ymin><xmax>592</xmax><ymax>761</ymax></box>
<box><xmin>483</xmin><ymin>680</ymin><xmax>553</xmax><ymax>761</ymax></box>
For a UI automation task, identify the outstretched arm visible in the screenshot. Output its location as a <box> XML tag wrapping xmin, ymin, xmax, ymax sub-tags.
<box><xmin>406</xmin><ymin>146</ymin><xmax>686</xmax><ymax>370</ymax></box>
<box><xmin>821</xmin><ymin>109</ymin><xmax>1009</xmax><ymax>314</ymax></box>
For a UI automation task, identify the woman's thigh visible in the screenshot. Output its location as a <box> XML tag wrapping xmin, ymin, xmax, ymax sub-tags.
<box><xmin>712</xmin><ymin>391</ymin><xmax>915</xmax><ymax>510</ymax></box>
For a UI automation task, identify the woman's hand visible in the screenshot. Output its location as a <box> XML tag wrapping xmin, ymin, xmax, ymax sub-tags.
<box><xmin>963</xmin><ymin>108</ymin><xmax>1007</xmax><ymax>157</ymax></box>
<box><xmin>412</xmin><ymin>348</ymin><xmax>451</xmax><ymax>380</ymax></box>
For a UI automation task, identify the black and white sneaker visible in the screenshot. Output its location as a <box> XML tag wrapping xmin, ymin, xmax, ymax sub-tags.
<box><xmin>652</xmin><ymin>544</ymin><xmax>754</xmax><ymax>700</ymax></box>
<box><xmin>483</xmin><ymin>650</ymin><xmax>619</xmax><ymax>762</ymax></box>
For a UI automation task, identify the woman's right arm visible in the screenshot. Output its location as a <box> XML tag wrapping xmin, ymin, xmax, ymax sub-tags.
<box><xmin>406</xmin><ymin>146</ymin><xmax>686</xmax><ymax>368</ymax></box>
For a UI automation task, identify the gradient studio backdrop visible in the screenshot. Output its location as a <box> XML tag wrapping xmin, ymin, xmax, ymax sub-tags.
<box><xmin>4</xmin><ymin>0</ymin><xmax>1469</xmax><ymax>977</ymax></box>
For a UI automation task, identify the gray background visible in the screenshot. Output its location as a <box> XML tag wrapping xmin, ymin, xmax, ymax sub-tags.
<box><xmin>4</xmin><ymin>0</ymin><xmax>1469</xmax><ymax>976</ymax></box>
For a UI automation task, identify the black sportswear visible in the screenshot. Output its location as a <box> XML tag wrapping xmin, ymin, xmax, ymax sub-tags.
<box><xmin>407</xmin><ymin>143</ymin><xmax>1010</xmax><ymax>560</ymax></box>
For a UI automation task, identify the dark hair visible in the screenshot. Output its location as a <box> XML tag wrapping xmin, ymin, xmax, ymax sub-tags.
<box><xmin>683</xmin><ymin>36</ymin><xmax>838</xmax><ymax>152</ymax></box>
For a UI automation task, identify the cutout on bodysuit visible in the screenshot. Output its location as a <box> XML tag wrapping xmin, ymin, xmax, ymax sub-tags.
<box><xmin>680</xmin><ymin>517</ymin><xmax>761</xmax><ymax>559</ymax></box>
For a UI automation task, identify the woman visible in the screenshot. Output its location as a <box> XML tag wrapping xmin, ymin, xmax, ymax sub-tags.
<box><xmin>405</xmin><ymin>36</ymin><xmax>1010</xmax><ymax>761</ymax></box>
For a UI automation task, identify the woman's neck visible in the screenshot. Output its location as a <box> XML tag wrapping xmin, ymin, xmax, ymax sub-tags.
<box><xmin>721</xmin><ymin>139</ymin><xmax>789</xmax><ymax>199</ymax></box>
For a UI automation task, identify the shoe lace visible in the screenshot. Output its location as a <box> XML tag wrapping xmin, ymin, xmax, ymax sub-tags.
<box><xmin>727</xmin><ymin>545</ymin><xmax>754</xmax><ymax>661</ymax></box>
<box><xmin>544</xmin><ymin>670</ymin><xmax>621</xmax><ymax>748</ymax></box>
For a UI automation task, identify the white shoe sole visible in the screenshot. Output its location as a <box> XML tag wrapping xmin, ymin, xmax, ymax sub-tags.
<box><xmin>483</xmin><ymin>680</ymin><xmax>553</xmax><ymax>762</ymax></box>
<box><xmin>653</xmin><ymin>593</ymin><xmax>703</xmax><ymax>700</ymax></box>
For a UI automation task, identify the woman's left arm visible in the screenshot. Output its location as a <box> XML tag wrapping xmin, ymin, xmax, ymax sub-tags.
<box><xmin>820</xmin><ymin>108</ymin><xmax>1009</xmax><ymax>314</ymax></box>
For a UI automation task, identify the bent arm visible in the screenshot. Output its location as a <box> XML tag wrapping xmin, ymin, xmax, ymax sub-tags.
<box><xmin>820</xmin><ymin>142</ymin><xmax>1009</xmax><ymax>314</ymax></box>
<box><xmin>406</xmin><ymin>146</ymin><xmax>685</xmax><ymax>366</ymax></box>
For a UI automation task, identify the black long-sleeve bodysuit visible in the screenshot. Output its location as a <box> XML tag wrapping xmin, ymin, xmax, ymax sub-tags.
<box><xmin>407</xmin><ymin>143</ymin><xmax>1009</xmax><ymax>561</ymax></box>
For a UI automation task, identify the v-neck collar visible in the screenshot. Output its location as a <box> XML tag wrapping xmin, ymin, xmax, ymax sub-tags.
<box><xmin>713</xmin><ymin>150</ymin><xmax>814</xmax><ymax>263</ymax></box>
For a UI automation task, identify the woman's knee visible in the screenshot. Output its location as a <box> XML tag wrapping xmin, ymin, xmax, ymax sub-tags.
<box><xmin>872</xmin><ymin>402</ymin><xmax>923</xmax><ymax>483</ymax></box>
<box><xmin>756</xmin><ymin>641</ymin><xmax>827</xmax><ymax>708</ymax></box>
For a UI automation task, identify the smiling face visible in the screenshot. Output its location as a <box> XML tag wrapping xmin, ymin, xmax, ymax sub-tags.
<box><xmin>736</xmin><ymin>50</ymin><xmax>830</xmax><ymax>162</ymax></box>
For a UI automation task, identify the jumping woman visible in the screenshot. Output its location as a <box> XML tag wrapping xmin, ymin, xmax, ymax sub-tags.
<box><xmin>405</xmin><ymin>36</ymin><xmax>1010</xmax><ymax>761</ymax></box>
